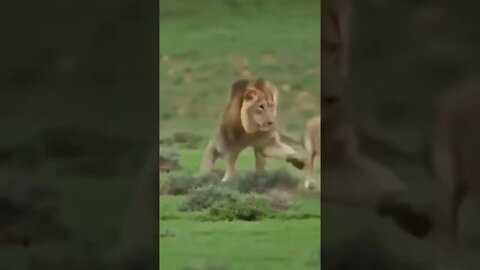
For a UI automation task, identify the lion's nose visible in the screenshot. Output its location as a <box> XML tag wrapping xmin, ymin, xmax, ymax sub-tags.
<box><xmin>267</xmin><ymin>121</ymin><xmax>274</xmax><ymax>126</ymax></box>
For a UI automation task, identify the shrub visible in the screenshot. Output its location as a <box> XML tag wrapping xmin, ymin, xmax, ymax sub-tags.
<box><xmin>160</xmin><ymin>173</ymin><xmax>220</xmax><ymax>195</ymax></box>
<box><xmin>206</xmin><ymin>194</ymin><xmax>270</xmax><ymax>221</ymax></box>
<box><xmin>226</xmin><ymin>169</ymin><xmax>299</xmax><ymax>194</ymax></box>
<box><xmin>265</xmin><ymin>189</ymin><xmax>294</xmax><ymax>211</ymax></box>
<box><xmin>194</xmin><ymin>173</ymin><xmax>221</xmax><ymax>188</ymax></box>
<box><xmin>178</xmin><ymin>185</ymin><xmax>241</xmax><ymax>212</ymax></box>
<box><xmin>178</xmin><ymin>181</ymin><xmax>297</xmax><ymax>221</ymax></box>
<box><xmin>159</xmin><ymin>149</ymin><xmax>182</xmax><ymax>172</ymax></box>
<box><xmin>160</xmin><ymin>173</ymin><xmax>196</xmax><ymax>195</ymax></box>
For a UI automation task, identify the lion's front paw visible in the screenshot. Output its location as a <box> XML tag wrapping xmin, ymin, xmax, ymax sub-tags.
<box><xmin>286</xmin><ymin>155</ymin><xmax>305</xmax><ymax>170</ymax></box>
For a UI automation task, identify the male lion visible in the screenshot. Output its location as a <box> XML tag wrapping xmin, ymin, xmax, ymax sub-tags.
<box><xmin>198</xmin><ymin>78</ymin><xmax>305</xmax><ymax>182</ymax></box>
<box><xmin>430</xmin><ymin>82</ymin><xmax>480</xmax><ymax>269</ymax></box>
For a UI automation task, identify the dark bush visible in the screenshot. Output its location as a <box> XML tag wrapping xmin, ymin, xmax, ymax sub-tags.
<box><xmin>178</xmin><ymin>185</ymin><xmax>241</xmax><ymax>212</ymax></box>
<box><xmin>159</xmin><ymin>149</ymin><xmax>182</xmax><ymax>172</ymax></box>
<box><xmin>206</xmin><ymin>194</ymin><xmax>270</xmax><ymax>221</ymax></box>
<box><xmin>172</xmin><ymin>132</ymin><xmax>203</xmax><ymax>144</ymax></box>
<box><xmin>265</xmin><ymin>189</ymin><xmax>294</xmax><ymax>211</ymax></box>
<box><xmin>160</xmin><ymin>173</ymin><xmax>196</xmax><ymax>195</ymax></box>
<box><xmin>226</xmin><ymin>169</ymin><xmax>299</xmax><ymax>194</ymax></box>
<box><xmin>194</xmin><ymin>173</ymin><xmax>221</xmax><ymax>187</ymax></box>
<box><xmin>160</xmin><ymin>173</ymin><xmax>220</xmax><ymax>195</ymax></box>
<box><xmin>183</xmin><ymin>187</ymin><xmax>293</xmax><ymax>221</ymax></box>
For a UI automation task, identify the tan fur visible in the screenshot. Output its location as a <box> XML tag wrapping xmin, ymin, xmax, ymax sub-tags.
<box><xmin>303</xmin><ymin>115</ymin><xmax>321</xmax><ymax>189</ymax></box>
<box><xmin>431</xmin><ymin>83</ymin><xmax>480</xmax><ymax>269</ymax></box>
<box><xmin>320</xmin><ymin>0</ymin><xmax>406</xmax><ymax>204</ymax></box>
<box><xmin>198</xmin><ymin>78</ymin><xmax>304</xmax><ymax>182</ymax></box>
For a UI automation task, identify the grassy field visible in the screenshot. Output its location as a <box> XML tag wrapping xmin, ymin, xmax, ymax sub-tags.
<box><xmin>159</xmin><ymin>0</ymin><xmax>320</xmax><ymax>134</ymax></box>
<box><xmin>160</xmin><ymin>149</ymin><xmax>321</xmax><ymax>270</ymax></box>
<box><xmin>160</xmin><ymin>0</ymin><xmax>321</xmax><ymax>269</ymax></box>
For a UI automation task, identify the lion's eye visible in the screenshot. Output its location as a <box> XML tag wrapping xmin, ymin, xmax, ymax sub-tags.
<box><xmin>258</xmin><ymin>105</ymin><xmax>264</xmax><ymax>110</ymax></box>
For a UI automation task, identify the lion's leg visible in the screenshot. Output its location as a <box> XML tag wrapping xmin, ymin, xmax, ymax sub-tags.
<box><xmin>221</xmin><ymin>151</ymin><xmax>240</xmax><ymax>182</ymax></box>
<box><xmin>198</xmin><ymin>140</ymin><xmax>219</xmax><ymax>176</ymax></box>
<box><xmin>262</xmin><ymin>140</ymin><xmax>305</xmax><ymax>170</ymax></box>
<box><xmin>254</xmin><ymin>148</ymin><xmax>267</xmax><ymax>171</ymax></box>
<box><xmin>303</xmin><ymin>130</ymin><xmax>317</xmax><ymax>189</ymax></box>
<box><xmin>304</xmin><ymin>152</ymin><xmax>317</xmax><ymax>189</ymax></box>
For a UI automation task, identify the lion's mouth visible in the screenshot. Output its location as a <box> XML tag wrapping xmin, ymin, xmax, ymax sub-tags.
<box><xmin>258</xmin><ymin>124</ymin><xmax>274</xmax><ymax>131</ymax></box>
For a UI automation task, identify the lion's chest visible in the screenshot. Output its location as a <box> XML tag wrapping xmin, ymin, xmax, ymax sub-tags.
<box><xmin>247</xmin><ymin>133</ymin><xmax>275</xmax><ymax>148</ymax></box>
<box><xmin>217</xmin><ymin>130</ymin><xmax>275</xmax><ymax>154</ymax></box>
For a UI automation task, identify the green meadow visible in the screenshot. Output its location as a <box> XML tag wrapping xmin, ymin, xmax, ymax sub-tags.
<box><xmin>160</xmin><ymin>0</ymin><xmax>321</xmax><ymax>269</ymax></box>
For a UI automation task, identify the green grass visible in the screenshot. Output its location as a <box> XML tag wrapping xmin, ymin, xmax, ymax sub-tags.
<box><xmin>160</xmin><ymin>150</ymin><xmax>320</xmax><ymax>270</ymax></box>
<box><xmin>159</xmin><ymin>0</ymin><xmax>321</xmax><ymax>134</ymax></box>
<box><xmin>160</xmin><ymin>220</ymin><xmax>320</xmax><ymax>270</ymax></box>
<box><xmin>160</xmin><ymin>0</ymin><xmax>321</xmax><ymax>269</ymax></box>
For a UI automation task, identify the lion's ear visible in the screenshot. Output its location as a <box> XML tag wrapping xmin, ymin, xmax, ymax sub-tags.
<box><xmin>231</xmin><ymin>79</ymin><xmax>250</xmax><ymax>92</ymax></box>
<box><xmin>230</xmin><ymin>79</ymin><xmax>250</xmax><ymax>98</ymax></box>
<box><xmin>253</xmin><ymin>78</ymin><xmax>267</xmax><ymax>90</ymax></box>
<box><xmin>244</xmin><ymin>89</ymin><xmax>258</xmax><ymax>101</ymax></box>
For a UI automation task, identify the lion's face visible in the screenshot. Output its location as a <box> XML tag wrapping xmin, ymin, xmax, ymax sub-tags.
<box><xmin>252</xmin><ymin>93</ymin><xmax>276</xmax><ymax>131</ymax></box>
<box><xmin>241</xmin><ymin>86</ymin><xmax>277</xmax><ymax>133</ymax></box>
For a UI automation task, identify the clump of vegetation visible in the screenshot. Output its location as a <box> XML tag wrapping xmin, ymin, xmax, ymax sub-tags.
<box><xmin>169</xmin><ymin>131</ymin><xmax>204</xmax><ymax>149</ymax></box>
<box><xmin>206</xmin><ymin>194</ymin><xmax>271</xmax><ymax>221</ymax></box>
<box><xmin>178</xmin><ymin>185</ymin><xmax>241</xmax><ymax>212</ymax></box>
<box><xmin>160</xmin><ymin>173</ymin><xmax>196</xmax><ymax>195</ymax></box>
<box><xmin>195</xmin><ymin>173</ymin><xmax>221</xmax><ymax>187</ymax></box>
<box><xmin>162</xmin><ymin>169</ymin><xmax>298</xmax><ymax>196</ymax></box>
<box><xmin>159</xmin><ymin>150</ymin><xmax>182</xmax><ymax>173</ymax></box>
<box><xmin>226</xmin><ymin>169</ymin><xmax>299</xmax><ymax>194</ymax></box>
<box><xmin>160</xmin><ymin>173</ymin><xmax>220</xmax><ymax>195</ymax></box>
<box><xmin>265</xmin><ymin>189</ymin><xmax>294</xmax><ymax>211</ymax></box>
<box><xmin>172</xmin><ymin>132</ymin><xmax>203</xmax><ymax>144</ymax></box>
<box><xmin>179</xmin><ymin>184</ymin><xmax>294</xmax><ymax>221</ymax></box>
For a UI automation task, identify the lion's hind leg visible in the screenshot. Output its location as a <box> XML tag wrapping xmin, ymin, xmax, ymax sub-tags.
<box><xmin>221</xmin><ymin>151</ymin><xmax>240</xmax><ymax>182</ymax></box>
<box><xmin>304</xmin><ymin>152</ymin><xmax>318</xmax><ymax>189</ymax></box>
<box><xmin>303</xmin><ymin>130</ymin><xmax>318</xmax><ymax>189</ymax></box>
<box><xmin>198</xmin><ymin>139</ymin><xmax>220</xmax><ymax>176</ymax></box>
